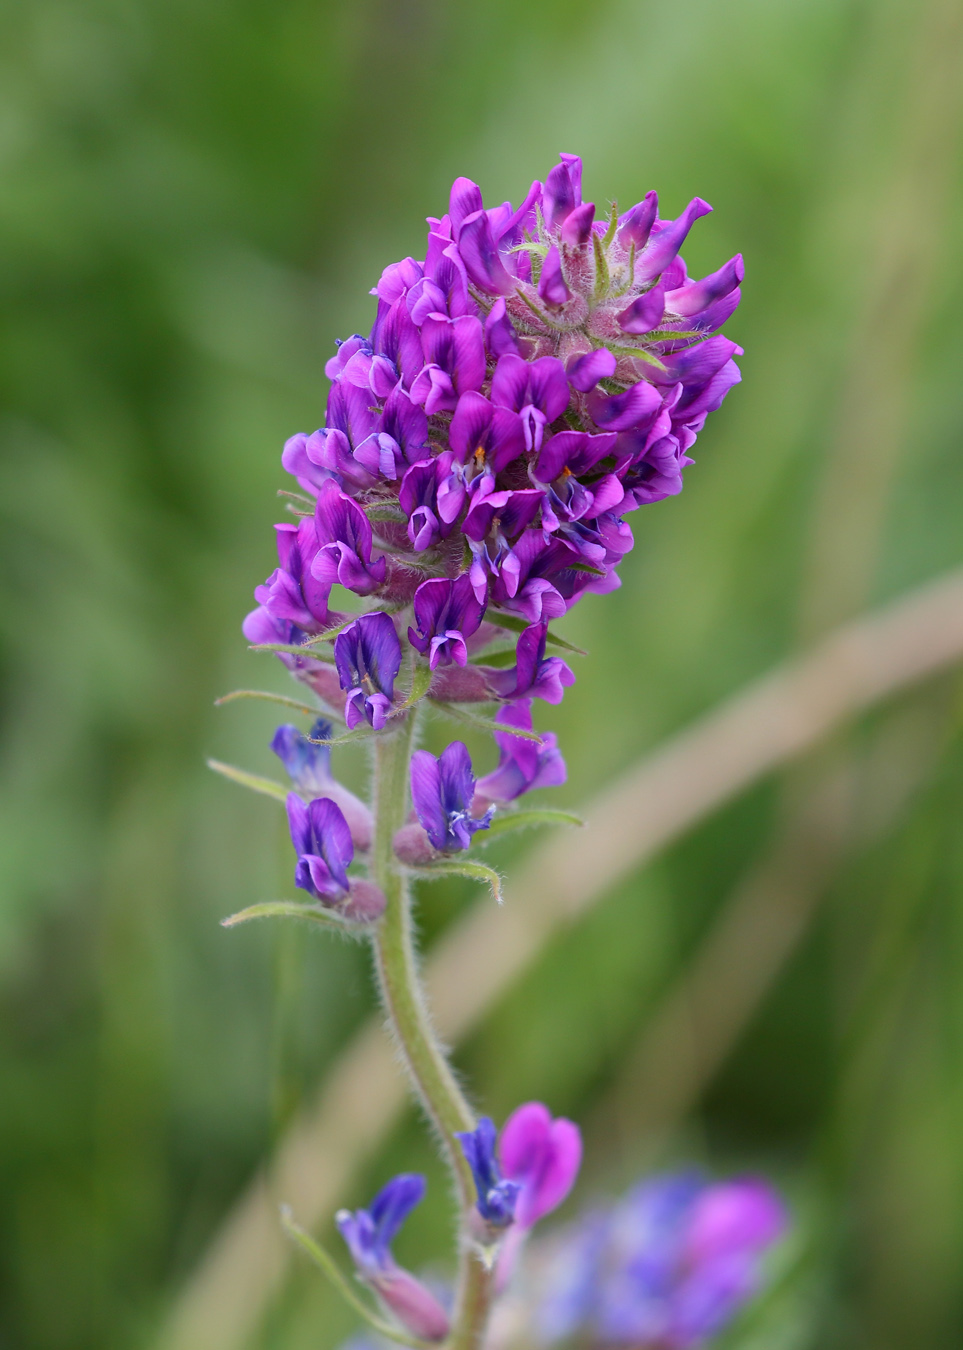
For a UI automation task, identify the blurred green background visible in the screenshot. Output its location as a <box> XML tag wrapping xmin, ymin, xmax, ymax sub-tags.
<box><xmin>2</xmin><ymin>0</ymin><xmax>962</xmax><ymax>1347</ymax></box>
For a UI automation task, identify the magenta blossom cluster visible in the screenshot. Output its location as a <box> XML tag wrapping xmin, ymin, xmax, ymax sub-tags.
<box><xmin>243</xmin><ymin>153</ymin><xmax>742</xmax><ymax>720</ymax></box>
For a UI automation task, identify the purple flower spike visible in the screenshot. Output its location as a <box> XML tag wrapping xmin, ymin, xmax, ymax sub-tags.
<box><xmin>271</xmin><ymin>720</ymin><xmax>373</xmax><ymax>850</ymax></box>
<box><xmin>474</xmin><ymin>700</ymin><xmax>567</xmax><ymax>804</ymax></box>
<box><xmin>455</xmin><ymin>1118</ymin><xmax>521</xmax><ymax>1230</ymax></box>
<box><xmin>410</xmin><ymin>741</ymin><xmax>493</xmax><ymax>853</ymax></box>
<box><xmin>408</xmin><ymin>575</ymin><xmax>485</xmax><ymax>670</ymax></box>
<box><xmin>336</xmin><ymin>1175</ymin><xmax>450</xmax><ymax>1343</ymax></box>
<box><xmin>334</xmin><ymin>612</ymin><xmax>402</xmax><ymax>730</ymax></box>
<box><xmin>286</xmin><ymin>793</ymin><xmax>353</xmax><ymax>903</ymax></box>
<box><xmin>257</xmin><ymin>153</ymin><xmax>744</xmax><ymax>721</ymax></box>
<box><xmin>311</xmin><ymin>480</ymin><xmax>387</xmax><ymax>597</ymax></box>
<box><xmin>499</xmin><ymin>1101</ymin><xmax>582</xmax><ymax>1230</ymax></box>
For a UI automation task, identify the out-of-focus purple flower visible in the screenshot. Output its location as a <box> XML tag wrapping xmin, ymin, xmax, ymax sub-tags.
<box><xmin>536</xmin><ymin>1171</ymin><xmax>787</xmax><ymax>1349</ymax></box>
<box><xmin>333</xmin><ymin>612</ymin><xmax>402</xmax><ymax>730</ymax></box>
<box><xmin>409</xmin><ymin>741</ymin><xmax>493</xmax><ymax>854</ymax></box>
<box><xmin>312</xmin><ymin>481</ymin><xmax>387</xmax><ymax>597</ymax></box>
<box><xmin>271</xmin><ymin>720</ymin><xmax>373</xmax><ymax>850</ymax></box>
<box><xmin>455</xmin><ymin>1117</ymin><xmax>521</xmax><ymax>1230</ymax></box>
<box><xmin>336</xmin><ymin>1175</ymin><xmax>450</xmax><ymax>1342</ymax></box>
<box><xmin>407</xmin><ymin>576</ymin><xmax>485</xmax><ymax>670</ymax></box>
<box><xmin>474</xmin><ymin>700</ymin><xmax>567</xmax><ymax>805</ymax></box>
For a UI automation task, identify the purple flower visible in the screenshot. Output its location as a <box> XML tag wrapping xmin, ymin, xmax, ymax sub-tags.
<box><xmin>410</xmin><ymin>313</ymin><xmax>486</xmax><ymax>414</ymax></box>
<box><xmin>333</xmin><ymin>612</ymin><xmax>402</xmax><ymax>730</ymax></box>
<box><xmin>255</xmin><ymin>154</ymin><xmax>744</xmax><ymax>716</ymax></box>
<box><xmin>474</xmin><ymin>700</ymin><xmax>566</xmax><ymax>804</ymax></box>
<box><xmin>353</xmin><ymin>383</ymin><xmax>429</xmax><ymax>482</ymax></box>
<box><xmin>456</xmin><ymin>1117</ymin><xmax>521</xmax><ymax>1229</ymax></box>
<box><xmin>449</xmin><ymin>391</ymin><xmax>527</xmax><ymax>478</ymax></box>
<box><xmin>285</xmin><ymin>793</ymin><xmax>383</xmax><ymax>920</ymax></box>
<box><xmin>500</xmin><ymin>1101</ymin><xmax>583</xmax><ymax>1231</ymax></box>
<box><xmin>537</xmin><ymin>1172</ymin><xmax>787</xmax><ymax>1349</ymax></box>
<box><xmin>336</xmin><ymin>1175</ymin><xmax>450</xmax><ymax>1342</ymax></box>
<box><xmin>254</xmin><ymin>519</ymin><xmax>331</xmax><ymax>631</ymax></box>
<box><xmin>409</xmin><ymin>741</ymin><xmax>492</xmax><ymax>853</ymax></box>
<box><xmin>487</xmin><ymin>623</ymin><xmax>576</xmax><ymax>705</ymax></box>
<box><xmin>462</xmin><ymin>486</ymin><xmax>544</xmax><ymax>601</ymax></box>
<box><xmin>287</xmin><ymin>792</ymin><xmax>352</xmax><ymax>901</ymax></box>
<box><xmin>311</xmin><ymin>480</ymin><xmax>387</xmax><ymax>598</ymax></box>
<box><xmin>398</xmin><ymin>454</ymin><xmax>456</xmax><ymax>551</ymax></box>
<box><xmin>491</xmin><ymin>353</ymin><xmax>569</xmax><ymax>454</ymax></box>
<box><xmin>407</xmin><ymin>576</ymin><xmax>485</xmax><ymax>670</ymax></box>
<box><xmin>271</xmin><ymin>720</ymin><xmax>373</xmax><ymax>850</ymax></box>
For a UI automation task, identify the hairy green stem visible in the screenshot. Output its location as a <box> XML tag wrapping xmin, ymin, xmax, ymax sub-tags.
<box><xmin>369</xmin><ymin>714</ymin><xmax>476</xmax><ymax>1197</ymax></box>
<box><xmin>368</xmin><ymin>713</ymin><xmax>496</xmax><ymax>1348</ymax></box>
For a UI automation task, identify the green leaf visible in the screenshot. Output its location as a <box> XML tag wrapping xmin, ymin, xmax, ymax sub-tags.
<box><xmin>390</xmin><ymin>661</ymin><xmax>433</xmax><ymax>717</ymax></box>
<box><xmin>307</xmin><ymin>726</ymin><xmax>376</xmax><ymax>747</ymax></box>
<box><xmin>221</xmin><ymin>900</ymin><xmax>350</xmax><ymax>930</ymax></box>
<box><xmin>429</xmin><ymin>702</ymin><xmax>544</xmax><ymax>742</ymax></box>
<box><xmin>484</xmin><ymin>610</ymin><xmax>588</xmax><ymax>656</ymax></box>
<box><xmin>206</xmin><ymin>759</ymin><xmax>288</xmax><ymax>803</ymax></box>
<box><xmin>214</xmin><ymin>689</ymin><xmax>321</xmax><ymax>717</ymax></box>
<box><xmin>604</xmin><ymin>342</ymin><xmax>668</xmax><ymax>372</ymax></box>
<box><xmin>248</xmin><ymin>641</ymin><xmax>336</xmax><ymax>663</ymax></box>
<box><xmin>477</xmin><ymin>808</ymin><xmax>584</xmax><ymax>841</ymax></box>
<box><xmin>280</xmin><ymin>1209</ymin><xmax>434</xmax><ymax>1349</ymax></box>
<box><xmin>411</xmin><ymin>859</ymin><xmax>503</xmax><ymax>904</ymax></box>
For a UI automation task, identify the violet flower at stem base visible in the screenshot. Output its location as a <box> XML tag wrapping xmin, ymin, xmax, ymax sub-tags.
<box><xmin>367</xmin><ymin>711</ymin><xmax>496</xmax><ymax>1348</ymax></box>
